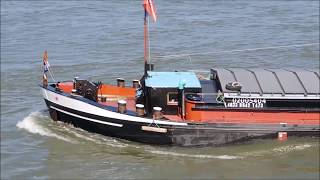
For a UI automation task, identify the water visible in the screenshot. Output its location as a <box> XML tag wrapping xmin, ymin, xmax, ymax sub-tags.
<box><xmin>1</xmin><ymin>0</ymin><xmax>319</xmax><ymax>179</ymax></box>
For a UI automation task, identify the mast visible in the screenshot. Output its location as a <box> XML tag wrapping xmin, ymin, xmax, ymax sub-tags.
<box><xmin>144</xmin><ymin>9</ymin><xmax>149</xmax><ymax>75</ymax></box>
<box><xmin>143</xmin><ymin>0</ymin><xmax>157</xmax><ymax>75</ymax></box>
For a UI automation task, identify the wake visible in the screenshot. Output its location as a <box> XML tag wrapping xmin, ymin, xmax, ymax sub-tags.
<box><xmin>17</xmin><ymin>111</ymin><xmax>75</xmax><ymax>143</ymax></box>
<box><xmin>16</xmin><ymin>111</ymin><xmax>129</xmax><ymax>148</ymax></box>
<box><xmin>148</xmin><ymin>150</ymin><xmax>242</xmax><ymax>160</ymax></box>
<box><xmin>17</xmin><ymin>111</ymin><xmax>317</xmax><ymax>160</ymax></box>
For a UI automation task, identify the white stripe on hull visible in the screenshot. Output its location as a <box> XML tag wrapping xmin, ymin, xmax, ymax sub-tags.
<box><xmin>50</xmin><ymin>106</ymin><xmax>123</xmax><ymax>127</ymax></box>
<box><xmin>42</xmin><ymin>88</ymin><xmax>188</xmax><ymax>126</ymax></box>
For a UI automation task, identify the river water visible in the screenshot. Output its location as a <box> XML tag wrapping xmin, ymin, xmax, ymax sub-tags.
<box><xmin>1</xmin><ymin>0</ymin><xmax>319</xmax><ymax>179</ymax></box>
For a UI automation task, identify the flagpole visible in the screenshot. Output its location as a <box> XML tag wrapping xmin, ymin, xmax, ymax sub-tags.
<box><xmin>147</xmin><ymin>16</ymin><xmax>151</xmax><ymax>64</ymax></box>
<box><xmin>43</xmin><ymin>51</ymin><xmax>56</xmax><ymax>83</ymax></box>
<box><xmin>143</xmin><ymin>0</ymin><xmax>156</xmax><ymax>75</ymax></box>
<box><xmin>144</xmin><ymin>9</ymin><xmax>148</xmax><ymax>75</ymax></box>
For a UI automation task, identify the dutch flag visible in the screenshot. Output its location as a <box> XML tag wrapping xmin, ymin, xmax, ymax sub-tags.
<box><xmin>43</xmin><ymin>50</ymin><xmax>50</xmax><ymax>73</ymax></box>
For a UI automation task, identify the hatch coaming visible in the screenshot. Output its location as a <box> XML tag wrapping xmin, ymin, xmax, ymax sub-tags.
<box><xmin>211</xmin><ymin>68</ymin><xmax>320</xmax><ymax>100</ymax></box>
<box><xmin>182</xmin><ymin>68</ymin><xmax>320</xmax><ymax>111</ymax></box>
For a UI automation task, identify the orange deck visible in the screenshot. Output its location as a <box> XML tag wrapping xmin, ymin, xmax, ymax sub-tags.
<box><xmin>57</xmin><ymin>82</ymin><xmax>135</xmax><ymax>98</ymax></box>
<box><xmin>58</xmin><ymin>81</ymin><xmax>137</xmax><ymax>110</ymax></box>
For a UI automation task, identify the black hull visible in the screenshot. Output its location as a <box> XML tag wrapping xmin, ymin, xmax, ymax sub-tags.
<box><xmin>44</xmin><ymin>99</ymin><xmax>319</xmax><ymax>147</ymax></box>
<box><xmin>45</xmin><ymin>99</ymin><xmax>172</xmax><ymax>145</ymax></box>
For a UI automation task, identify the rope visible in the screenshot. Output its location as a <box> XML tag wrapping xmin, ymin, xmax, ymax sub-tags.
<box><xmin>155</xmin><ymin>42</ymin><xmax>319</xmax><ymax>60</ymax></box>
<box><xmin>48</xmin><ymin>67</ymin><xmax>56</xmax><ymax>82</ymax></box>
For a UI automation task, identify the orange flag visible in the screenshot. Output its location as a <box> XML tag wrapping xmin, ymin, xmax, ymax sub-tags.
<box><xmin>143</xmin><ymin>0</ymin><xmax>157</xmax><ymax>22</ymax></box>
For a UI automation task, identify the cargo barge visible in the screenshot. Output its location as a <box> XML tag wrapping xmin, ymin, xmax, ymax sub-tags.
<box><xmin>40</xmin><ymin>0</ymin><xmax>319</xmax><ymax>146</ymax></box>
<box><xmin>41</xmin><ymin>67</ymin><xmax>319</xmax><ymax>146</ymax></box>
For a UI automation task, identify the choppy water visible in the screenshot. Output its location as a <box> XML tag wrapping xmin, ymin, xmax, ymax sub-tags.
<box><xmin>1</xmin><ymin>0</ymin><xmax>319</xmax><ymax>179</ymax></box>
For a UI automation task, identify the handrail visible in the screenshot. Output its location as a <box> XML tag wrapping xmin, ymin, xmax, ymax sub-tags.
<box><xmin>285</xmin><ymin>69</ymin><xmax>308</xmax><ymax>96</ymax></box>
<box><xmin>246</xmin><ymin>69</ymin><xmax>264</xmax><ymax>95</ymax></box>
<box><xmin>226</xmin><ymin>68</ymin><xmax>238</xmax><ymax>82</ymax></box>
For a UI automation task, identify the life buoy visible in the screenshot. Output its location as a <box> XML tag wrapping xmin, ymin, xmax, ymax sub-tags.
<box><xmin>226</xmin><ymin>81</ymin><xmax>242</xmax><ymax>91</ymax></box>
<box><xmin>186</xmin><ymin>94</ymin><xmax>202</xmax><ymax>101</ymax></box>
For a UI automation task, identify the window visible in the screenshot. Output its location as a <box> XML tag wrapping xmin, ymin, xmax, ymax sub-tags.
<box><xmin>167</xmin><ymin>92</ymin><xmax>178</xmax><ymax>105</ymax></box>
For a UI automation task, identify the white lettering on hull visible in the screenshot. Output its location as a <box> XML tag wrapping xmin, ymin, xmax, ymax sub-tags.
<box><xmin>227</xmin><ymin>98</ymin><xmax>266</xmax><ymax>108</ymax></box>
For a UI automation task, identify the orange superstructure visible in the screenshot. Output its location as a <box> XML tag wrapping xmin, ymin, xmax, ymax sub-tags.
<box><xmin>98</xmin><ymin>84</ymin><xmax>136</xmax><ymax>98</ymax></box>
<box><xmin>57</xmin><ymin>82</ymin><xmax>73</xmax><ymax>93</ymax></box>
<box><xmin>57</xmin><ymin>82</ymin><xmax>136</xmax><ymax>98</ymax></box>
<box><xmin>185</xmin><ymin>99</ymin><xmax>320</xmax><ymax>125</ymax></box>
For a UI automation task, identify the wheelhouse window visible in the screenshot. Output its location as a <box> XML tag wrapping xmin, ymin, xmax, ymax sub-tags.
<box><xmin>167</xmin><ymin>92</ymin><xmax>178</xmax><ymax>105</ymax></box>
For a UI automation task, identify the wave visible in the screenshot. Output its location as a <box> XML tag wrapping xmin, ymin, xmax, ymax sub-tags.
<box><xmin>16</xmin><ymin>111</ymin><xmax>130</xmax><ymax>148</ymax></box>
<box><xmin>272</xmin><ymin>144</ymin><xmax>314</xmax><ymax>154</ymax></box>
<box><xmin>17</xmin><ymin>112</ymin><xmax>317</xmax><ymax>159</ymax></box>
<box><xmin>148</xmin><ymin>142</ymin><xmax>317</xmax><ymax>160</ymax></box>
<box><xmin>240</xmin><ymin>143</ymin><xmax>316</xmax><ymax>158</ymax></box>
<box><xmin>16</xmin><ymin>111</ymin><xmax>75</xmax><ymax>143</ymax></box>
<box><xmin>149</xmin><ymin>150</ymin><xmax>242</xmax><ymax>160</ymax></box>
<box><xmin>63</xmin><ymin>126</ymin><xmax>129</xmax><ymax>148</ymax></box>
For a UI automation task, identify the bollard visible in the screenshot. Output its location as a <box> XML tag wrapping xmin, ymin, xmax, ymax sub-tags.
<box><xmin>73</xmin><ymin>77</ymin><xmax>78</xmax><ymax>89</ymax></box>
<box><xmin>117</xmin><ymin>78</ymin><xmax>125</xmax><ymax>87</ymax></box>
<box><xmin>118</xmin><ymin>100</ymin><xmax>127</xmax><ymax>113</ymax></box>
<box><xmin>71</xmin><ymin>89</ymin><xmax>77</xmax><ymax>95</ymax></box>
<box><xmin>132</xmin><ymin>80</ymin><xmax>140</xmax><ymax>89</ymax></box>
<box><xmin>55</xmin><ymin>82</ymin><xmax>61</xmax><ymax>91</ymax></box>
<box><xmin>153</xmin><ymin>107</ymin><xmax>163</xmax><ymax>119</ymax></box>
<box><xmin>100</xmin><ymin>96</ymin><xmax>106</xmax><ymax>102</ymax></box>
<box><xmin>136</xmin><ymin>104</ymin><xmax>145</xmax><ymax>117</ymax></box>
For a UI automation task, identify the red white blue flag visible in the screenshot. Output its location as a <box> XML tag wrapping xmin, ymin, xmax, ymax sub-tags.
<box><xmin>143</xmin><ymin>0</ymin><xmax>157</xmax><ymax>22</ymax></box>
<box><xmin>43</xmin><ymin>50</ymin><xmax>50</xmax><ymax>73</ymax></box>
